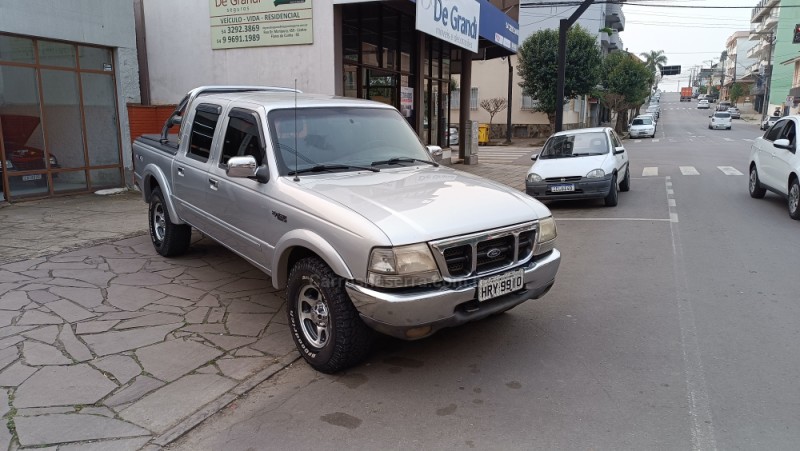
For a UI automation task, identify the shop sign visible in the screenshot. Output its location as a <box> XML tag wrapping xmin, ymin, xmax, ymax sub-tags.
<box><xmin>416</xmin><ymin>0</ymin><xmax>480</xmax><ymax>53</ymax></box>
<box><xmin>209</xmin><ymin>0</ymin><xmax>313</xmax><ymax>50</ymax></box>
<box><xmin>401</xmin><ymin>87</ymin><xmax>414</xmax><ymax>117</ymax></box>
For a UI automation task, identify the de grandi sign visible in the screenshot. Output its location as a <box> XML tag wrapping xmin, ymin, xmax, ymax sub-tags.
<box><xmin>416</xmin><ymin>0</ymin><xmax>480</xmax><ymax>53</ymax></box>
<box><xmin>210</xmin><ymin>0</ymin><xmax>313</xmax><ymax>50</ymax></box>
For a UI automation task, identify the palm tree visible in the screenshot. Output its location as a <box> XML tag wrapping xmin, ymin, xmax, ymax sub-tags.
<box><xmin>640</xmin><ymin>50</ymin><xmax>668</xmax><ymax>92</ymax></box>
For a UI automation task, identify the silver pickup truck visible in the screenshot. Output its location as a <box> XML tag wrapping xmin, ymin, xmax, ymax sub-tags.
<box><xmin>133</xmin><ymin>86</ymin><xmax>561</xmax><ymax>373</ymax></box>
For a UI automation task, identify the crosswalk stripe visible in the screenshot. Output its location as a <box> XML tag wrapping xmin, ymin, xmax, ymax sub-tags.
<box><xmin>724</xmin><ymin>138</ymin><xmax>734</xmax><ymax>142</ymax></box>
<box><xmin>642</xmin><ymin>167</ymin><xmax>659</xmax><ymax>176</ymax></box>
<box><xmin>653</xmin><ymin>139</ymin><xmax>660</xmax><ymax>142</ymax></box>
<box><xmin>743</xmin><ymin>138</ymin><xmax>754</xmax><ymax>142</ymax></box>
<box><xmin>680</xmin><ymin>166</ymin><xmax>700</xmax><ymax>175</ymax></box>
<box><xmin>476</xmin><ymin>148</ymin><xmax>533</xmax><ymax>164</ymax></box>
<box><xmin>717</xmin><ymin>166</ymin><xmax>743</xmax><ymax>176</ymax></box>
<box><xmin>635</xmin><ymin>139</ymin><xmax>642</xmax><ymax>143</ymax></box>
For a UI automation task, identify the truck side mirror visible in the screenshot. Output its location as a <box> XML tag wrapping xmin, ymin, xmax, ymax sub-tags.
<box><xmin>226</xmin><ymin>156</ymin><xmax>258</xmax><ymax>178</ymax></box>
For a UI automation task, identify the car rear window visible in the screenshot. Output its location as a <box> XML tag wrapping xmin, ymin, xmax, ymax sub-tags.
<box><xmin>714</xmin><ymin>113</ymin><xmax>731</xmax><ymax>118</ymax></box>
<box><xmin>632</xmin><ymin>118</ymin><xmax>651</xmax><ymax>125</ymax></box>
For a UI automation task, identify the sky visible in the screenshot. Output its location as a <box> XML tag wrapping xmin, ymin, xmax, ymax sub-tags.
<box><xmin>518</xmin><ymin>0</ymin><xmax>761</xmax><ymax>92</ymax></box>
<box><xmin>620</xmin><ymin>0</ymin><xmax>759</xmax><ymax>92</ymax></box>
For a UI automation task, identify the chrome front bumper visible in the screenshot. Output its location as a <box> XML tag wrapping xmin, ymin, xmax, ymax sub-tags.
<box><xmin>345</xmin><ymin>249</ymin><xmax>561</xmax><ymax>340</ymax></box>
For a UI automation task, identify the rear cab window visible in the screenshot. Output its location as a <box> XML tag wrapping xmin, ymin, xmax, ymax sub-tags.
<box><xmin>186</xmin><ymin>103</ymin><xmax>222</xmax><ymax>163</ymax></box>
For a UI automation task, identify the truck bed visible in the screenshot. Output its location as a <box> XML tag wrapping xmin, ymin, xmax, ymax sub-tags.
<box><xmin>136</xmin><ymin>134</ymin><xmax>179</xmax><ymax>156</ymax></box>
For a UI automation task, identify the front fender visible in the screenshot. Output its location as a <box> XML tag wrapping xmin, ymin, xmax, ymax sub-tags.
<box><xmin>141</xmin><ymin>163</ymin><xmax>185</xmax><ymax>225</ymax></box>
<box><xmin>272</xmin><ymin>229</ymin><xmax>355</xmax><ymax>290</ymax></box>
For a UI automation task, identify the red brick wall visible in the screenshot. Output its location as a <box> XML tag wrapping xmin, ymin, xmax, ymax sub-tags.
<box><xmin>127</xmin><ymin>104</ymin><xmax>177</xmax><ymax>142</ymax></box>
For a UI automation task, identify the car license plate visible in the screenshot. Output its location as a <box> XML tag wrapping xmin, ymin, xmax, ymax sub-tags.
<box><xmin>22</xmin><ymin>174</ymin><xmax>42</xmax><ymax>182</ymax></box>
<box><xmin>477</xmin><ymin>268</ymin><xmax>524</xmax><ymax>302</ymax></box>
<box><xmin>550</xmin><ymin>184</ymin><xmax>574</xmax><ymax>193</ymax></box>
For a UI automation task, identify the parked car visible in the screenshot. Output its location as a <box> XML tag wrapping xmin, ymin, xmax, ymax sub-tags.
<box><xmin>697</xmin><ymin>100</ymin><xmax>710</xmax><ymax>109</ymax></box>
<box><xmin>0</xmin><ymin>115</ymin><xmax>59</xmax><ymax>190</ymax></box>
<box><xmin>629</xmin><ymin>117</ymin><xmax>656</xmax><ymax>138</ymax></box>
<box><xmin>645</xmin><ymin>105</ymin><xmax>660</xmax><ymax>119</ymax></box>
<box><xmin>133</xmin><ymin>86</ymin><xmax>561</xmax><ymax>373</ymax></box>
<box><xmin>748</xmin><ymin>115</ymin><xmax>800</xmax><ymax>219</ymax></box>
<box><xmin>727</xmin><ymin>107</ymin><xmax>741</xmax><ymax>119</ymax></box>
<box><xmin>709</xmin><ymin>111</ymin><xmax>732</xmax><ymax>130</ymax></box>
<box><xmin>717</xmin><ymin>101</ymin><xmax>732</xmax><ymax>111</ymax></box>
<box><xmin>525</xmin><ymin>127</ymin><xmax>630</xmax><ymax>206</ymax></box>
<box><xmin>761</xmin><ymin>115</ymin><xmax>781</xmax><ymax>130</ymax></box>
<box><xmin>446</xmin><ymin>127</ymin><xmax>458</xmax><ymax>146</ymax></box>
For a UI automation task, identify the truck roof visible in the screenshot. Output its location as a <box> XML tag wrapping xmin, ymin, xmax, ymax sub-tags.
<box><xmin>197</xmin><ymin>90</ymin><xmax>397</xmax><ymax>112</ymax></box>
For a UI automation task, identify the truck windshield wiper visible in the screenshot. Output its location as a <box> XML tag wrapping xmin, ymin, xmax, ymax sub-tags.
<box><xmin>370</xmin><ymin>157</ymin><xmax>439</xmax><ymax>167</ymax></box>
<box><xmin>288</xmin><ymin>164</ymin><xmax>380</xmax><ymax>176</ymax></box>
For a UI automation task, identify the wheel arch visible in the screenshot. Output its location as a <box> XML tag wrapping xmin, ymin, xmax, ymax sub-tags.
<box><xmin>143</xmin><ymin>164</ymin><xmax>184</xmax><ymax>225</ymax></box>
<box><xmin>272</xmin><ymin>230</ymin><xmax>355</xmax><ymax>290</ymax></box>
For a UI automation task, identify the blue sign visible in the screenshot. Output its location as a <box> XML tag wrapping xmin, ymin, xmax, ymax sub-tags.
<box><xmin>477</xmin><ymin>0</ymin><xmax>518</xmax><ymax>53</ymax></box>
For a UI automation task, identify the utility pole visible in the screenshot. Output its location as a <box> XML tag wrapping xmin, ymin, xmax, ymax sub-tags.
<box><xmin>505</xmin><ymin>57</ymin><xmax>513</xmax><ymax>144</ymax></box>
<box><xmin>555</xmin><ymin>0</ymin><xmax>595</xmax><ymax>133</ymax></box>
<box><xmin>763</xmin><ymin>31</ymin><xmax>775</xmax><ymax>121</ymax></box>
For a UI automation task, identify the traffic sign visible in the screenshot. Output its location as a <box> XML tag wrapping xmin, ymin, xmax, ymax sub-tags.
<box><xmin>661</xmin><ymin>65</ymin><xmax>681</xmax><ymax>76</ymax></box>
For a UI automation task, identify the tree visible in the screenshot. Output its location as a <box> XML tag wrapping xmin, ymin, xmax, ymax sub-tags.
<box><xmin>639</xmin><ymin>50</ymin><xmax>668</xmax><ymax>75</ymax></box>
<box><xmin>480</xmin><ymin>97</ymin><xmax>508</xmax><ymax>127</ymax></box>
<box><xmin>640</xmin><ymin>50</ymin><xmax>667</xmax><ymax>92</ymax></box>
<box><xmin>729</xmin><ymin>82</ymin><xmax>744</xmax><ymax>105</ymax></box>
<box><xmin>598</xmin><ymin>51</ymin><xmax>653</xmax><ymax>134</ymax></box>
<box><xmin>517</xmin><ymin>25</ymin><xmax>602</xmax><ymax>129</ymax></box>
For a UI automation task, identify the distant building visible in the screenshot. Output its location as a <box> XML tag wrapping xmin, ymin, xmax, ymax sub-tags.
<box><xmin>721</xmin><ymin>31</ymin><xmax>757</xmax><ymax>103</ymax></box>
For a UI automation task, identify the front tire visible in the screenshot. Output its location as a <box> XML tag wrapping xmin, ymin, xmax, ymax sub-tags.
<box><xmin>619</xmin><ymin>167</ymin><xmax>631</xmax><ymax>192</ymax></box>
<box><xmin>287</xmin><ymin>257</ymin><xmax>373</xmax><ymax>373</ymax></box>
<box><xmin>749</xmin><ymin>166</ymin><xmax>766</xmax><ymax>199</ymax></box>
<box><xmin>604</xmin><ymin>175</ymin><xmax>619</xmax><ymax>207</ymax></box>
<box><xmin>149</xmin><ymin>188</ymin><xmax>191</xmax><ymax>257</ymax></box>
<box><xmin>789</xmin><ymin>177</ymin><xmax>800</xmax><ymax>220</ymax></box>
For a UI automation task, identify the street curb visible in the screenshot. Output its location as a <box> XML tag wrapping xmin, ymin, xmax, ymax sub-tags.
<box><xmin>152</xmin><ymin>353</ymin><xmax>301</xmax><ymax>447</ymax></box>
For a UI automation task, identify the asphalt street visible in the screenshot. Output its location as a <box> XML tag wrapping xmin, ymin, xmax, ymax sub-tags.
<box><xmin>172</xmin><ymin>94</ymin><xmax>800</xmax><ymax>450</ymax></box>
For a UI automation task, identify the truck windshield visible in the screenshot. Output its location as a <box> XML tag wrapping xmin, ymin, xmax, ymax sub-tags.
<box><xmin>268</xmin><ymin>107</ymin><xmax>432</xmax><ymax>175</ymax></box>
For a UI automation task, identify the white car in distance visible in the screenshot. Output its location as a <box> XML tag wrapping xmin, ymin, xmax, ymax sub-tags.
<box><xmin>629</xmin><ymin>117</ymin><xmax>656</xmax><ymax>138</ymax></box>
<box><xmin>697</xmin><ymin>100</ymin><xmax>710</xmax><ymax>109</ymax></box>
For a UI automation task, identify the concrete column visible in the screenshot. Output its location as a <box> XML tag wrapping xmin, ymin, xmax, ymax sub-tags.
<box><xmin>458</xmin><ymin>50</ymin><xmax>473</xmax><ymax>161</ymax></box>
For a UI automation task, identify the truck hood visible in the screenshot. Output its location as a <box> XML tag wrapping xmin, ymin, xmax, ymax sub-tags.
<box><xmin>529</xmin><ymin>154</ymin><xmax>610</xmax><ymax>179</ymax></box>
<box><xmin>294</xmin><ymin>166</ymin><xmax>551</xmax><ymax>245</ymax></box>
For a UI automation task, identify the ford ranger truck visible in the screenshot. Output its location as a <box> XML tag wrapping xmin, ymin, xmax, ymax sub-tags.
<box><xmin>133</xmin><ymin>86</ymin><xmax>561</xmax><ymax>373</ymax></box>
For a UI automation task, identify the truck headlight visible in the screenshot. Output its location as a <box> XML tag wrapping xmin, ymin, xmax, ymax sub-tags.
<box><xmin>586</xmin><ymin>169</ymin><xmax>605</xmax><ymax>179</ymax></box>
<box><xmin>526</xmin><ymin>173</ymin><xmax>542</xmax><ymax>183</ymax></box>
<box><xmin>367</xmin><ymin>243</ymin><xmax>442</xmax><ymax>288</ymax></box>
<box><xmin>534</xmin><ymin>216</ymin><xmax>557</xmax><ymax>255</ymax></box>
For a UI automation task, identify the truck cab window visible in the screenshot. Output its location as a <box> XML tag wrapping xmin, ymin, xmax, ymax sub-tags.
<box><xmin>220</xmin><ymin>113</ymin><xmax>264</xmax><ymax>168</ymax></box>
<box><xmin>188</xmin><ymin>105</ymin><xmax>221</xmax><ymax>162</ymax></box>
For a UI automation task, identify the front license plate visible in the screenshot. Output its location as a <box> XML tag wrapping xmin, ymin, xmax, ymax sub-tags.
<box><xmin>478</xmin><ymin>269</ymin><xmax>524</xmax><ymax>302</ymax></box>
<box><xmin>550</xmin><ymin>183</ymin><xmax>574</xmax><ymax>193</ymax></box>
<box><xmin>22</xmin><ymin>174</ymin><xmax>42</xmax><ymax>182</ymax></box>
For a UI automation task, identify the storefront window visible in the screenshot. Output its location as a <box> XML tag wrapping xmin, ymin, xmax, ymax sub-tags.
<box><xmin>78</xmin><ymin>46</ymin><xmax>112</xmax><ymax>71</ymax></box>
<box><xmin>82</xmin><ymin>73</ymin><xmax>121</xmax><ymax>166</ymax></box>
<box><xmin>41</xmin><ymin>69</ymin><xmax>85</xmax><ymax>169</ymax></box>
<box><xmin>38</xmin><ymin>40</ymin><xmax>76</xmax><ymax>68</ymax></box>
<box><xmin>0</xmin><ymin>35</ymin><xmax>35</xmax><ymax>64</ymax></box>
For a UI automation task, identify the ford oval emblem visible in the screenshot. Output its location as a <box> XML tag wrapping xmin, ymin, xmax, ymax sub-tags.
<box><xmin>487</xmin><ymin>248</ymin><xmax>502</xmax><ymax>259</ymax></box>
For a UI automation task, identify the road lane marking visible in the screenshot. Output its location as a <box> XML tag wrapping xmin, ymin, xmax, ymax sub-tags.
<box><xmin>717</xmin><ymin>166</ymin><xmax>743</xmax><ymax>176</ymax></box>
<box><xmin>743</xmin><ymin>138</ymin><xmax>754</xmax><ymax>142</ymax></box>
<box><xmin>653</xmin><ymin>139</ymin><xmax>660</xmax><ymax>143</ymax></box>
<box><xmin>666</xmin><ymin>173</ymin><xmax>718</xmax><ymax>451</ymax></box>
<box><xmin>669</xmin><ymin>198</ymin><xmax>676</xmax><ymax>206</ymax></box>
<box><xmin>635</xmin><ymin>140</ymin><xmax>642</xmax><ymax>143</ymax></box>
<box><xmin>642</xmin><ymin>167</ymin><xmax>659</xmax><ymax>176</ymax></box>
<box><xmin>555</xmin><ymin>217</ymin><xmax>671</xmax><ymax>222</ymax></box>
<box><xmin>723</xmin><ymin>138</ymin><xmax>734</xmax><ymax>142</ymax></box>
<box><xmin>680</xmin><ymin>166</ymin><xmax>700</xmax><ymax>175</ymax></box>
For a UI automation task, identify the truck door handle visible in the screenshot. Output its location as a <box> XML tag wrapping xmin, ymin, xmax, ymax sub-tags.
<box><xmin>209</xmin><ymin>178</ymin><xmax>219</xmax><ymax>190</ymax></box>
<box><xmin>177</xmin><ymin>167</ymin><xmax>185</xmax><ymax>176</ymax></box>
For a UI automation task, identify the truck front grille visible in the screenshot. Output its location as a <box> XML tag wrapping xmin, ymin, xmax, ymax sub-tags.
<box><xmin>430</xmin><ymin>222</ymin><xmax>537</xmax><ymax>281</ymax></box>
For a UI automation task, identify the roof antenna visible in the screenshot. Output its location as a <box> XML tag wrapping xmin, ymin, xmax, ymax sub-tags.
<box><xmin>293</xmin><ymin>78</ymin><xmax>299</xmax><ymax>182</ymax></box>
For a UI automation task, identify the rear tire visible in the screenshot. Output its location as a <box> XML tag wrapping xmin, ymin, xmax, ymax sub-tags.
<box><xmin>149</xmin><ymin>188</ymin><xmax>191</xmax><ymax>257</ymax></box>
<box><xmin>789</xmin><ymin>177</ymin><xmax>800</xmax><ymax>220</ymax></box>
<box><xmin>604</xmin><ymin>175</ymin><xmax>619</xmax><ymax>207</ymax></box>
<box><xmin>287</xmin><ymin>257</ymin><xmax>373</xmax><ymax>373</ymax></box>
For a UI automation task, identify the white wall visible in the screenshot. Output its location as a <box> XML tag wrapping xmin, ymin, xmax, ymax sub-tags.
<box><xmin>142</xmin><ymin>0</ymin><xmax>337</xmax><ymax>104</ymax></box>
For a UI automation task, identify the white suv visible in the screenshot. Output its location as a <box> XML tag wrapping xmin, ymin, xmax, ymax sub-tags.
<box><xmin>749</xmin><ymin>116</ymin><xmax>800</xmax><ymax>219</ymax></box>
<box><xmin>709</xmin><ymin>111</ymin><xmax>732</xmax><ymax>130</ymax></box>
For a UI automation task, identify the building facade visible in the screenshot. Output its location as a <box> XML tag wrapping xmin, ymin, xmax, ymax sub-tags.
<box><xmin>721</xmin><ymin>31</ymin><xmax>757</xmax><ymax>103</ymax></box>
<box><xmin>0</xmin><ymin>0</ymin><xmax>139</xmax><ymax>202</ymax></box>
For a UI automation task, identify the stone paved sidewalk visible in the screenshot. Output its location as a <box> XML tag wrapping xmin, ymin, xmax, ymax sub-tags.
<box><xmin>0</xmin><ymin>234</ymin><xmax>299</xmax><ymax>449</ymax></box>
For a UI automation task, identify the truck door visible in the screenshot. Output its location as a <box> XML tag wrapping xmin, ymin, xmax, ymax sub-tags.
<box><xmin>173</xmin><ymin>103</ymin><xmax>223</xmax><ymax>233</ymax></box>
<box><xmin>206</xmin><ymin>107</ymin><xmax>276</xmax><ymax>269</ymax></box>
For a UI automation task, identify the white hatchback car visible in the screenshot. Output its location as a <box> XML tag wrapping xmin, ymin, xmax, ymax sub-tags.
<box><xmin>749</xmin><ymin>116</ymin><xmax>800</xmax><ymax>219</ymax></box>
<box><xmin>709</xmin><ymin>111</ymin><xmax>732</xmax><ymax>130</ymax></box>
<box><xmin>629</xmin><ymin>116</ymin><xmax>656</xmax><ymax>138</ymax></box>
<box><xmin>526</xmin><ymin>127</ymin><xmax>630</xmax><ymax>206</ymax></box>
